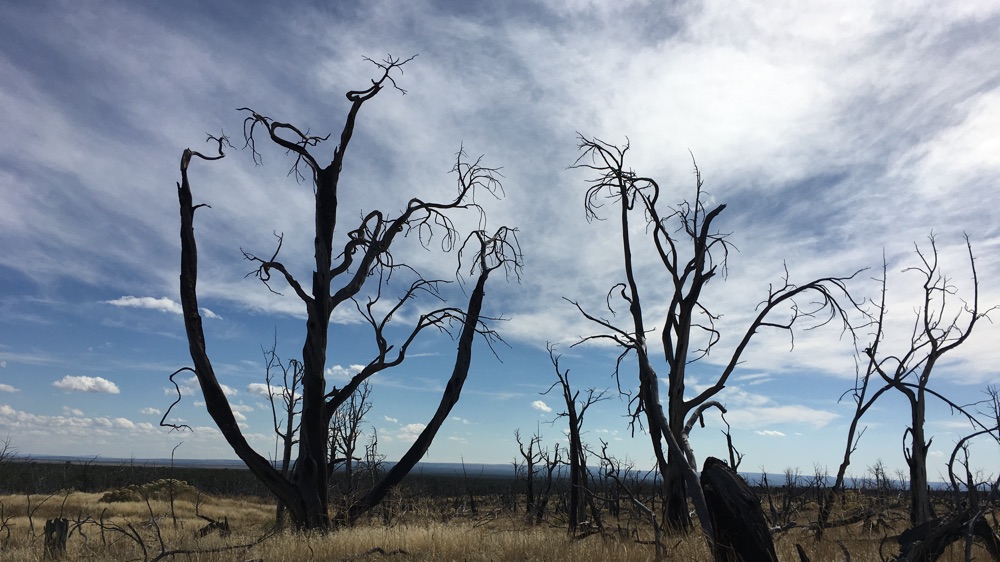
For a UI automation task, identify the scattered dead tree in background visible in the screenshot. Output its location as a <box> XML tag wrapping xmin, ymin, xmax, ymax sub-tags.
<box><xmin>865</xmin><ymin>236</ymin><xmax>993</xmax><ymax>528</ymax></box>
<box><xmin>543</xmin><ymin>345</ymin><xmax>608</xmax><ymax>535</ymax></box>
<box><xmin>514</xmin><ymin>429</ymin><xmax>543</xmax><ymax>525</ymax></box>
<box><xmin>596</xmin><ymin>441</ymin><xmax>666</xmax><ymax>560</ymax></box>
<box><xmin>329</xmin><ymin>381</ymin><xmax>373</xmax><ymax>500</ymax></box>
<box><xmin>828</xmin><ymin>236</ymin><xmax>993</xmax><ymax>529</ymax></box>
<box><xmin>260</xmin><ymin>342</ymin><xmax>302</xmax><ymax>527</ymax></box>
<box><xmin>570</xmin><ymin>136</ymin><xmax>862</xmax><ymax>531</ymax></box>
<box><xmin>173</xmin><ymin>55</ymin><xmax>520</xmax><ymax>530</ymax></box>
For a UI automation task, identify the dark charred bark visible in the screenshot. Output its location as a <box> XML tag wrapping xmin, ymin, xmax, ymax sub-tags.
<box><xmin>544</xmin><ymin>346</ymin><xmax>607</xmax><ymax>535</ymax></box>
<box><xmin>174</xmin><ymin>56</ymin><xmax>518</xmax><ymax>531</ymax></box>
<box><xmin>178</xmin><ymin>142</ymin><xmax>304</xmax><ymax>525</ymax></box>
<box><xmin>896</xmin><ymin>508</ymin><xmax>1000</xmax><ymax>562</ymax></box>
<box><xmin>701</xmin><ymin>457</ymin><xmax>778</xmax><ymax>562</ymax></box>
<box><xmin>343</xmin><ymin>229</ymin><xmax>515</xmax><ymax>524</ymax></box>
<box><xmin>570</xmin><ymin>136</ymin><xmax>861</xmax><ymax>539</ymax></box>
<box><xmin>859</xmin><ymin>236</ymin><xmax>988</xmax><ymax>528</ymax></box>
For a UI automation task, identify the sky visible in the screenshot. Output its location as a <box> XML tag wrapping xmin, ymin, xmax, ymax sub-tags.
<box><xmin>1</xmin><ymin>0</ymin><xmax>999</xmax><ymax>484</ymax></box>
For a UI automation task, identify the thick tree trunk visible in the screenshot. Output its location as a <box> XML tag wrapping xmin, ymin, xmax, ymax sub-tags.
<box><xmin>701</xmin><ymin>457</ymin><xmax>778</xmax><ymax>562</ymax></box>
<box><xmin>664</xmin><ymin>449</ymin><xmax>692</xmax><ymax>530</ymax></box>
<box><xmin>907</xmin><ymin>402</ymin><xmax>934</xmax><ymax>527</ymax></box>
<box><xmin>178</xmin><ymin>149</ymin><xmax>305</xmax><ymax>526</ymax></box>
<box><xmin>897</xmin><ymin>507</ymin><xmax>1000</xmax><ymax>561</ymax></box>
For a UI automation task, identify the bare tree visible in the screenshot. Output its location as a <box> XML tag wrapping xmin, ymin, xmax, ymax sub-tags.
<box><xmin>543</xmin><ymin>345</ymin><xmax>608</xmax><ymax>534</ymax></box>
<box><xmin>570</xmin><ymin>136</ymin><xmax>861</xmax><ymax>531</ymax></box>
<box><xmin>174</xmin><ymin>56</ymin><xmax>521</xmax><ymax>530</ymax></box>
<box><xmin>260</xmin><ymin>342</ymin><xmax>302</xmax><ymax>527</ymax></box>
<box><xmin>859</xmin><ymin>235</ymin><xmax>992</xmax><ymax>526</ymax></box>
<box><xmin>0</xmin><ymin>436</ymin><xmax>15</xmax><ymax>464</ymax></box>
<box><xmin>596</xmin><ymin>441</ymin><xmax>666</xmax><ymax>560</ymax></box>
<box><xmin>515</xmin><ymin>428</ymin><xmax>543</xmax><ymax>524</ymax></box>
<box><xmin>329</xmin><ymin>380</ymin><xmax>373</xmax><ymax>497</ymax></box>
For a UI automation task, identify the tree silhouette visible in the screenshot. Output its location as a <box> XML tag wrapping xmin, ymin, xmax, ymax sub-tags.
<box><xmin>570</xmin><ymin>135</ymin><xmax>861</xmax><ymax>531</ymax></box>
<box><xmin>173</xmin><ymin>56</ymin><xmax>521</xmax><ymax>530</ymax></box>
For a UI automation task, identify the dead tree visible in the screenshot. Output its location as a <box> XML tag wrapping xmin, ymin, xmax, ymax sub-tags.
<box><xmin>858</xmin><ymin>236</ymin><xmax>993</xmax><ymax>527</ymax></box>
<box><xmin>818</xmin><ymin>260</ymin><xmax>895</xmax><ymax>539</ymax></box>
<box><xmin>260</xmin><ymin>343</ymin><xmax>302</xmax><ymax>527</ymax></box>
<box><xmin>173</xmin><ymin>55</ymin><xmax>520</xmax><ymax>530</ymax></box>
<box><xmin>701</xmin><ymin>457</ymin><xmax>778</xmax><ymax>562</ymax></box>
<box><xmin>543</xmin><ymin>345</ymin><xmax>608</xmax><ymax>534</ymax></box>
<box><xmin>515</xmin><ymin>429</ymin><xmax>543</xmax><ymax>524</ymax></box>
<box><xmin>535</xmin><ymin>443</ymin><xmax>561</xmax><ymax>524</ymax></box>
<box><xmin>895</xmin><ymin>508</ymin><xmax>1000</xmax><ymax>562</ymax></box>
<box><xmin>330</xmin><ymin>380</ymin><xmax>373</xmax><ymax>497</ymax></box>
<box><xmin>570</xmin><ymin>136</ymin><xmax>861</xmax><ymax>531</ymax></box>
<box><xmin>597</xmin><ymin>441</ymin><xmax>666</xmax><ymax>560</ymax></box>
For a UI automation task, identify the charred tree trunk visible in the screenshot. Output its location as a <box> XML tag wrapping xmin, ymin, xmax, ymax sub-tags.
<box><xmin>701</xmin><ymin>457</ymin><xmax>778</xmax><ymax>562</ymax></box>
<box><xmin>571</xmin><ymin>136</ymin><xmax>859</xmax><ymax>540</ymax></box>
<box><xmin>897</xmin><ymin>508</ymin><xmax>1000</xmax><ymax>561</ymax></box>
<box><xmin>906</xmin><ymin>405</ymin><xmax>934</xmax><ymax>527</ymax></box>
<box><xmin>174</xmin><ymin>57</ymin><xmax>518</xmax><ymax>531</ymax></box>
<box><xmin>343</xmin><ymin>228</ymin><xmax>516</xmax><ymax>523</ymax></box>
<box><xmin>178</xmin><ymin>144</ymin><xmax>305</xmax><ymax>526</ymax></box>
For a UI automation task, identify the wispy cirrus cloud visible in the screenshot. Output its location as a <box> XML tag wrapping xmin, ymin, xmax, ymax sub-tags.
<box><xmin>104</xmin><ymin>296</ymin><xmax>181</xmax><ymax>314</ymax></box>
<box><xmin>103</xmin><ymin>296</ymin><xmax>221</xmax><ymax>320</ymax></box>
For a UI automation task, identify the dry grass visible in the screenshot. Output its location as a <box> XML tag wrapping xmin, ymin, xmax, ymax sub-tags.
<box><xmin>0</xmin><ymin>489</ymin><xmax>994</xmax><ymax>561</ymax></box>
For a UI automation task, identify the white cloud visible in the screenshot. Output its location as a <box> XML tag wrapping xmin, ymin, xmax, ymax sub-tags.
<box><xmin>755</xmin><ymin>430</ymin><xmax>786</xmax><ymax>437</ymax></box>
<box><xmin>102</xmin><ymin>296</ymin><xmax>220</xmax><ymax>320</ymax></box>
<box><xmin>398</xmin><ymin>423</ymin><xmax>426</xmax><ymax>442</ymax></box>
<box><xmin>0</xmin><ymin>384</ymin><xmax>18</xmax><ymax>393</ymax></box>
<box><xmin>103</xmin><ymin>296</ymin><xmax>182</xmax><ymax>314</ymax></box>
<box><xmin>727</xmin><ymin>405</ymin><xmax>838</xmax><ymax>429</ymax></box>
<box><xmin>200</xmin><ymin>308</ymin><xmax>221</xmax><ymax>319</ymax></box>
<box><xmin>62</xmin><ymin>406</ymin><xmax>84</xmax><ymax>416</ymax></box>
<box><xmin>734</xmin><ymin>373</ymin><xmax>775</xmax><ymax>386</ymax></box>
<box><xmin>247</xmin><ymin>382</ymin><xmax>282</xmax><ymax>398</ymax></box>
<box><xmin>140</xmin><ymin>407</ymin><xmax>161</xmax><ymax>415</ymax></box>
<box><xmin>326</xmin><ymin>364</ymin><xmax>365</xmax><ymax>382</ymax></box>
<box><xmin>172</xmin><ymin>375</ymin><xmax>236</xmax><ymax>397</ymax></box>
<box><xmin>383</xmin><ymin>415</ymin><xmax>399</xmax><ymax>423</ymax></box>
<box><xmin>1</xmin><ymin>0</ymin><xmax>999</xmax><ymax>471</ymax></box>
<box><xmin>53</xmin><ymin>375</ymin><xmax>120</xmax><ymax>394</ymax></box>
<box><xmin>113</xmin><ymin>417</ymin><xmax>135</xmax><ymax>429</ymax></box>
<box><xmin>531</xmin><ymin>400</ymin><xmax>552</xmax><ymax>413</ymax></box>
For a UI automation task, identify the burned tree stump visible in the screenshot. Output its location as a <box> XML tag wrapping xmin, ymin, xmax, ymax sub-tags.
<box><xmin>701</xmin><ymin>457</ymin><xmax>778</xmax><ymax>562</ymax></box>
<box><xmin>896</xmin><ymin>508</ymin><xmax>1000</xmax><ymax>561</ymax></box>
<box><xmin>196</xmin><ymin>515</ymin><xmax>230</xmax><ymax>538</ymax></box>
<box><xmin>43</xmin><ymin>518</ymin><xmax>69</xmax><ymax>558</ymax></box>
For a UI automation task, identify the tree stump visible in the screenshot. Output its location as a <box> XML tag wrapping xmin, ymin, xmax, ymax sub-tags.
<box><xmin>43</xmin><ymin>518</ymin><xmax>69</xmax><ymax>558</ymax></box>
<box><xmin>701</xmin><ymin>457</ymin><xmax>778</xmax><ymax>562</ymax></box>
<box><xmin>896</xmin><ymin>507</ymin><xmax>1000</xmax><ymax>561</ymax></box>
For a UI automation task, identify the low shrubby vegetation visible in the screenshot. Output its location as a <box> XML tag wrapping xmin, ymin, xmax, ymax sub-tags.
<box><xmin>0</xmin><ymin>459</ymin><xmax>996</xmax><ymax>561</ymax></box>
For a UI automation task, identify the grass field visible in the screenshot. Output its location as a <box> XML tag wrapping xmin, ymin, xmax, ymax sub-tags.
<box><xmin>0</xmin><ymin>481</ymin><xmax>995</xmax><ymax>561</ymax></box>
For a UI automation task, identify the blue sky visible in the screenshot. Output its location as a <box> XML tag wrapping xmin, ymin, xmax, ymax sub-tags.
<box><xmin>2</xmin><ymin>1</ymin><xmax>999</xmax><ymax>483</ymax></box>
